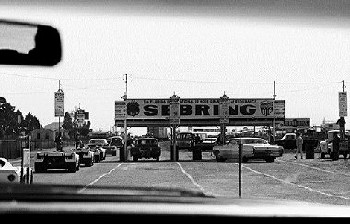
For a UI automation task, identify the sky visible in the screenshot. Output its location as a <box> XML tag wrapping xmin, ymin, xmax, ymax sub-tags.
<box><xmin>0</xmin><ymin>3</ymin><xmax>349</xmax><ymax>134</ymax></box>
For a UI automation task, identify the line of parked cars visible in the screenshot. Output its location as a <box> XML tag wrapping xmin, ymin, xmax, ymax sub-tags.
<box><xmin>33</xmin><ymin>138</ymin><xmax>120</xmax><ymax>173</ymax></box>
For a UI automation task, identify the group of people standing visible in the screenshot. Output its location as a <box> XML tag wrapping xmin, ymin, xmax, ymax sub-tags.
<box><xmin>294</xmin><ymin>131</ymin><xmax>341</xmax><ymax>160</ymax></box>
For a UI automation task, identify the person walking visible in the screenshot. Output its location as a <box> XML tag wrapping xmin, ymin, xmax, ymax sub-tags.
<box><xmin>331</xmin><ymin>132</ymin><xmax>340</xmax><ymax>161</ymax></box>
<box><xmin>295</xmin><ymin>132</ymin><xmax>303</xmax><ymax>159</ymax></box>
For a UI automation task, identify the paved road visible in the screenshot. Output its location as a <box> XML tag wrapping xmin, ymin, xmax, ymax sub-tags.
<box><xmin>29</xmin><ymin>145</ymin><xmax>350</xmax><ymax>206</ymax></box>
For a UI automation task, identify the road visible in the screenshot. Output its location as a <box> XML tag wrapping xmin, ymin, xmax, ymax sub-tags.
<box><xmin>26</xmin><ymin>144</ymin><xmax>350</xmax><ymax>206</ymax></box>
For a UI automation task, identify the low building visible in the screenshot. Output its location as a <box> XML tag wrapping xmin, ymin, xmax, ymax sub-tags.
<box><xmin>30</xmin><ymin>128</ymin><xmax>56</xmax><ymax>149</ymax></box>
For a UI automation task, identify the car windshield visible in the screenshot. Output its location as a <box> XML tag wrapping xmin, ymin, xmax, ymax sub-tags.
<box><xmin>89</xmin><ymin>139</ymin><xmax>106</xmax><ymax>145</ymax></box>
<box><xmin>235</xmin><ymin>138</ymin><xmax>266</xmax><ymax>144</ymax></box>
<box><xmin>110</xmin><ymin>138</ymin><xmax>123</xmax><ymax>145</ymax></box>
<box><xmin>137</xmin><ymin>139</ymin><xmax>158</xmax><ymax>145</ymax></box>
<box><xmin>1</xmin><ymin>0</ymin><xmax>350</xmax><ymax>209</ymax></box>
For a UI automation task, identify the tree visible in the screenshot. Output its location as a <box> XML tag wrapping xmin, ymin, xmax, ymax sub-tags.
<box><xmin>22</xmin><ymin>112</ymin><xmax>41</xmax><ymax>134</ymax></box>
<box><xmin>0</xmin><ymin>100</ymin><xmax>21</xmax><ymax>138</ymax></box>
<box><xmin>63</xmin><ymin>112</ymin><xmax>73</xmax><ymax>130</ymax></box>
<box><xmin>78</xmin><ymin>121</ymin><xmax>90</xmax><ymax>137</ymax></box>
<box><xmin>63</xmin><ymin>112</ymin><xmax>78</xmax><ymax>139</ymax></box>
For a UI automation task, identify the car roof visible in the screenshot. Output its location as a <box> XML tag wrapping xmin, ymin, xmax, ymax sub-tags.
<box><xmin>136</xmin><ymin>138</ymin><xmax>157</xmax><ymax>140</ymax></box>
<box><xmin>233</xmin><ymin>137</ymin><xmax>263</xmax><ymax>140</ymax></box>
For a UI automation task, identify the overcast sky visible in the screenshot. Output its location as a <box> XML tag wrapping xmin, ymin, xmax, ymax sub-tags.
<box><xmin>0</xmin><ymin>3</ymin><xmax>349</xmax><ymax>134</ymax></box>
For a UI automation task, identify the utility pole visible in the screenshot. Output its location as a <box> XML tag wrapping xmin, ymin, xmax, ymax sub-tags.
<box><xmin>58</xmin><ymin>80</ymin><xmax>61</xmax><ymax>139</ymax></box>
<box><xmin>338</xmin><ymin>80</ymin><xmax>346</xmax><ymax>141</ymax></box>
<box><xmin>123</xmin><ymin>74</ymin><xmax>128</xmax><ymax>162</ymax></box>
<box><xmin>273</xmin><ymin>81</ymin><xmax>276</xmax><ymax>141</ymax></box>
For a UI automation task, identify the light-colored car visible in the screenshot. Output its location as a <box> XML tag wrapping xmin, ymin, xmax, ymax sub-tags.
<box><xmin>86</xmin><ymin>144</ymin><xmax>102</xmax><ymax>163</ymax></box>
<box><xmin>319</xmin><ymin>130</ymin><xmax>349</xmax><ymax>159</ymax></box>
<box><xmin>34</xmin><ymin>149</ymin><xmax>80</xmax><ymax>173</ymax></box>
<box><xmin>0</xmin><ymin>158</ymin><xmax>33</xmax><ymax>183</ymax></box>
<box><xmin>88</xmin><ymin>139</ymin><xmax>107</xmax><ymax>160</ymax></box>
<box><xmin>74</xmin><ymin>147</ymin><xmax>94</xmax><ymax>167</ymax></box>
<box><xmin>213</xmin><ymin>137</ymin><xmax>284</xmax><ymax>163</ymax></box>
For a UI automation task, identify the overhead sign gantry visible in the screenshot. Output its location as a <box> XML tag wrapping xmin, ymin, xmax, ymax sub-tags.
<box><xmin>115</xmin><ymin>97</ymin><xmax>285</xmax><ymax>127</ymax></box>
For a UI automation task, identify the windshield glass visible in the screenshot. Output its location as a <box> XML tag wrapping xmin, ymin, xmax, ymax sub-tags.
<box><xmin>235</xmin><ymin>138</ymin><xmax>266</xmax><ymax>144</ymax></box>
<box><xmin>89</xmin><ymin>139</ymin><xmax>106</xmax><ymax>145</ymax></box>
<box><xmin>1</xmin><ymin>1</ymin><xmax>350</xmax><ymax>208</ymax></box>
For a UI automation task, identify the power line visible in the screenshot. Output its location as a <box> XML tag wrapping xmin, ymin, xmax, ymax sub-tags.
<box><xmin>0</xmin><ymin>72</ymin><xmax>346</xmax><ymax>85</ymax></box>
<box><xmin>0</xmin><ymin>72</ymin><xmax>116</xmax><ymax>81</ymax></box>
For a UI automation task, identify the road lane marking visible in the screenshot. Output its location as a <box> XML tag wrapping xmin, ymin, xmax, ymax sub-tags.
<box><xmin>277</xmin><ymin>158</ymin><xmax>350</xmax><ymax>177</ymax></box>
<box><xmin>176</xmin><ymin>162</ymin><xmax>217</xmax><ymax>197</ymax></box>
<box><xmin>78</xmin><ymin>163</ymin><xmax>122</xmax><ymax>193</ymax></box>
<box><xmin>241</xmin><ymin>164</ymin><xmax>350</xmax><ymax>200</ymax></box>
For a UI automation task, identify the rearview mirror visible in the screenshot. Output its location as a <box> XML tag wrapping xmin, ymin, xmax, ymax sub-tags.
<box><xmin>0</xmin><ymin>20</ymin><xmax>62</xmax><ymax>66</ymax></box>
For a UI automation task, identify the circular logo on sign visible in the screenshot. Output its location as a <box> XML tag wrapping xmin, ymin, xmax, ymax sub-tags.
<box><xmin>127</xmin><ymin>101</ymin><xmax>140</xmax><ymax>117</ymax></box>
<box><xmin>260</xmin><ymin>101</ymin><xmax>274</xmax><ymax>116</ymax></box>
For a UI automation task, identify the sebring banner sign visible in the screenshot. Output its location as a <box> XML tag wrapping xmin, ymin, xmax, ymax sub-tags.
<box><xmin>116</xmin><ymin>98</ymin><xmax>285</xmax><ymax>127</ymax></box>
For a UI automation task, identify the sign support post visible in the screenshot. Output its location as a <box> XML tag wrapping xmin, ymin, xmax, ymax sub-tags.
<box><xmin>54</xmin><ymin>80</ymin><xmax>64</xmax><ymax>151</ymax></box>
<box><xmin>338</xmin><ymin>80</ymin><xmax>347</xmax><ymax>141</ymax></box>
<box><xmin>219</xmin><ymin>93</ymin><xmax>229</xmax><ymax>145</ymax></box>
<box><xmin>169</xmin><ymin>94</ymin><xmax>180</xmax><ymax>162</ymax></box>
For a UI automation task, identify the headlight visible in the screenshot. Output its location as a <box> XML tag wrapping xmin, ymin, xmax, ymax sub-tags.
<box><xmin>7</xmin><ymin>174</ymin><xmax>16</xmax><ymax>182</ymax></box>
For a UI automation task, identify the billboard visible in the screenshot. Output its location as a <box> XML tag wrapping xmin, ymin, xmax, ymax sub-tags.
<box><xmin>116</xmin><ymin>98</ymin><xmax>285</xmax><ymax>127</ymax></box>
<box><xmin>339</xmin><ymin>92</ymin><xmax>347</xmax><ymax>117</ymax></box>
<box><xmin>115</xmin><ymin>101</ymin><xmax>126</xmax><ymax>120</ymax></box>
<box><xmin>280</xmin><ymin>118</ymin><xmax>310</xmax><ymax>129</ymax></box>
<box><xmin>54</xmin><ymin>91</ymin><xmax>64</xmax><ymax>117</ymax></box>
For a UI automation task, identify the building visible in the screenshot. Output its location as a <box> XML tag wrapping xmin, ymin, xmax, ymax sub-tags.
<box><xmin>30</xmin><ymin>128</ymin><xmax>56</xmax><ymax>149</ymax></box>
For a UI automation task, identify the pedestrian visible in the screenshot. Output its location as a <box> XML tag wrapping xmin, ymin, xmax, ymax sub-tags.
<box><xmin>295</xmin><ymin>132</ymin><xmax>303</xmax><ymax>159</ymax></box>
<box><xmin>331</xmin><ymin>132</ymin><xmax>340</xmax><ymax>161</ymax></box>
<box><xmin>195</xmin><ymin>134</ymin><xmax>201</xmax><ymax>144</ymax></box>
<box><xmin>55</xmin><ymin>132</ymin><xmax>63</xmax><ymax>151</ymax></box>
<box><xmin>269</xmin><ymin>132</ymin><xmax>275</xmax><ymax>144</ymax></box>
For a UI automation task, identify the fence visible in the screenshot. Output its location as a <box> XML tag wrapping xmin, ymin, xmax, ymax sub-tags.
<box><xmin>0</xmin><ymin>140</ymin><xmax>22</xmax><ymax>159</ymax></box>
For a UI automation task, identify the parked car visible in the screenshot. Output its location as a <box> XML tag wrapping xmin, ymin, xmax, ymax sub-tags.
<box><xmin>0</xmin><ymin>158</ymin><xmax>33</xmax><ymax>183</ymax></box>
<box><xmin>198</xmin><ymin>137</ymin><xmax>217</xmax><ymax>151</ymax></box>
<box><xmin>213</xmin><ymin>137</ymin><xmax>284</xmax><ymax>163</ymax></box>
<box><xmin>34</xmin><ymin>149</ymin><xmax>80</xmax><ymax>173</ymax></box>
<box><xmin>275</xmin><ymin>133</ymin><xmax>297</xmax><ymax>150</ymax></box>
<box><xmin>176</xmin><ymin>132</ymin><xmax>197</xmax><ymax>151</ymax></box>
<box><xmin>129</xmin><ymin>137</ymin><xmax>161</xmax><ymax>162</ymax></box>
<box><xmin>88</xmin><ymin>139</ymin><xmax>107</xmax><ymax>160</ymax></box>
<box><xmin>74</xmin><ymin>147</ymin><xmax>94</xmax><ymax>167</ymax></box>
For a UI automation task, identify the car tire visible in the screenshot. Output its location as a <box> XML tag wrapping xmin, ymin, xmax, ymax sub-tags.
<box><xmin>320</xmin><ymin>152</ymin><xmax>325</xmax><ymax>159</ymax></box>
<box><xmin>265</xmin><ymin>157</ymin><xmax>275</xmax><ymax>163</ymax></box>
<box><xmin>34</xmin><ymin>164</ymin><xmax>46</xmax><ymax>173</ymax></box>
<box><xmin>94</xmin><ymin>155</ymin><xmax>100</xmax><ymax>163</ymax></box>
<box><xmin>242</xmin><ymin>157</ymin><xmax>249</xmax><ymax>163</ymax></box>
<box><xmin>30</xmin><ymin>169</ymin><xmax>34</xmax><ymax>184</ymax></box>
<box><xmin>216</xmin><ymin>156</ymin><xmax>225</xmax><ymax>162</ymax></box>
<box><xmin>68</xmin><ymin>164</ymin><xmax>77</xmax><ymax>173</ymax></box>
<box><xmin>343</xmin><ymin>153</ymin><xmax>348</xmax><ymax>159</ymax></box>
<box><xmin>86</xmin><ymin>158</ymin><xmax>93</xmax><ymax>167</ymax></box>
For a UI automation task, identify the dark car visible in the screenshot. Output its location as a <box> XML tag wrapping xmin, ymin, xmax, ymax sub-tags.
<box><xmin>129</xmin><ymin>137</ymin><xmax>161</xmax><ymax>162</ymax></box>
